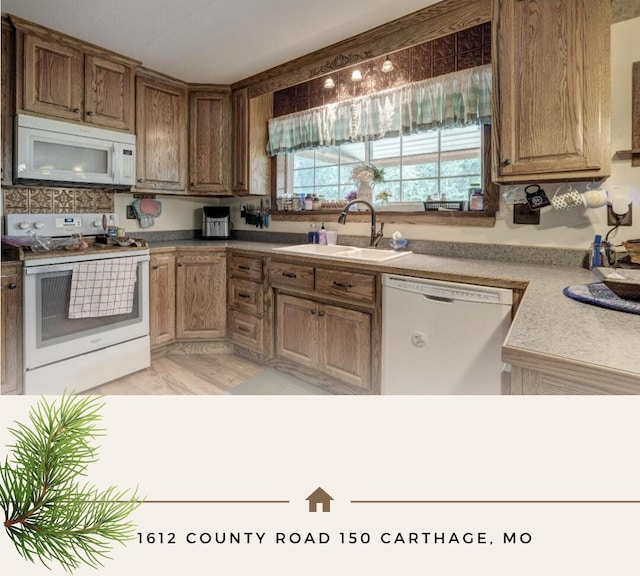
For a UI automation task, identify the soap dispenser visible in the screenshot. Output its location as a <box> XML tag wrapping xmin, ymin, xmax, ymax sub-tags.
<box><xmin>318</xmin><ymin>223</ymin><xmax>327</xmax><ymax>244</ymax></box>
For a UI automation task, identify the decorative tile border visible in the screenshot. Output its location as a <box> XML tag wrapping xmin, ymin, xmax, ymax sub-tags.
<box><xmin>1</xmin><ymin>187</ymin><xmax>115</xmax><ymax>214</ymax></box>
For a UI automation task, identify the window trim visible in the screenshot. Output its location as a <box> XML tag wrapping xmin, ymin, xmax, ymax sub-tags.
<box><xmin>270</xmin><ymin>125</ymin><xmax>497</xmax><ymax>227</ymax></box>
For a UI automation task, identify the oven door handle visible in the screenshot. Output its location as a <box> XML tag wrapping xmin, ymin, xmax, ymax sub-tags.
<box><xmin>25</xmin><ymin>255</ymin><xmax>149</xmax><ymax>275</ymax></box>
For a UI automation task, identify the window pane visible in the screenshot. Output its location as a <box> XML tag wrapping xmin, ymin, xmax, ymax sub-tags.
<box><xmin>372</xmin><ymin>138</ymin><xmax>401</xmax><ymax>160</ymax></box>
<box><xmin>340</xmin><ymin>142</ymin><xmax>366</xmax><ymax>163</ymax></box>
<box><xmin>293</xmin><ymin>152</ymin><xmax>315</xmax><ymax>169</ymax></box>
<box><xmin>441</xmin><ymin>177</ymin><xmax>475</xmax><ymax>201</ymax></box>
<box><xmin>315</xmin><ymin>165</ymin><xmax>339</xmax><ymax>185</ymax></box>
<box><xmin>293</xmin><ymin>167</ymin><xmax>315</xmax><ymax>188</ymax></box>
<box><xmin>283</xmin><ymin>125</ymin><xmax>482</xmax><ymax>209</ymax></box>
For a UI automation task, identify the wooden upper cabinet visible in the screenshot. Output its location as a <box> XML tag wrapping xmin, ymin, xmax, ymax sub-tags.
<box><xmin>2</xmin><ymin>22</ymin><xmax>15</xmax><ymax>185</ymax></box>
<box><xmin>135</xmin><ymin>73</ymin><xmax>188</xmax><ymax>192</ymax></box>
<box><xmin>231</xmin><ymin>87</ymin><xmax>249</xmax><ymax>193</ymax></box>
<box><xmin>13</xmin><ymin>16</ymin><xmax>139</xmax><ymax>132</ymax></box>
<box><xmin>84</xmin><ymin>54</ymin><xmax>134</xmax><ymax>131</ymax></box>
<box><xmin>492</xmin><ymin>0</ymin><xmax>611</xmax><ymax>182</ymax></box>
<box><xmin>231</xmin><ymin>88</ymin><xmax>273</xmax><ymax>196</ymax></box>
<box><xmin>189</xmin><ymin>89</ymin><xmax>231</xmax><ymax>194</ymax></box>
<box><xmin>22</xmin><ymin>33</ymin><xmax>84</xmax><ymax>122</ymax></box>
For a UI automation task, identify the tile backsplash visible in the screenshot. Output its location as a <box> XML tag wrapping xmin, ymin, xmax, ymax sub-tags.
<box><xmin>2</xmin><ymin>187</ymin><xmax>115</xmax><ymax>214</ymax></box>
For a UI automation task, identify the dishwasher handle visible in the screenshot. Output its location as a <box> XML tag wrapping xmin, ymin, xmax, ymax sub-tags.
<box><xmin>422</xmin><ymin>293</ymin><xmax>453</xmax><ymax>304</ymax></box>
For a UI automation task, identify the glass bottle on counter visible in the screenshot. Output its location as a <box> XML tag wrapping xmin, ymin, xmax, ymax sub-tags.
<box><xmin>468</xmin><ymin>184</ymin><xmax>484</xmax><ymax>211</ymax></box>
<box><xmin>308</xmin><ymin>223</ymin><xmax>318</xmax><ymax>243</ymax></box>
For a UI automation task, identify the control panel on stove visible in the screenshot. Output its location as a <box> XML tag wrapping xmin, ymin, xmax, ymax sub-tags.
<box><xmin>5</xmin><ymin>213</ymin><xmax>119</xmax><ymax>237</ymax></box>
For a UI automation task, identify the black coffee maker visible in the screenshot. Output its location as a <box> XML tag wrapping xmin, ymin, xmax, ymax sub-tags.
<box><xmin>201</xmin><ymin>206</ymin><xmax>231</xmax><ymax>239</ymax></box>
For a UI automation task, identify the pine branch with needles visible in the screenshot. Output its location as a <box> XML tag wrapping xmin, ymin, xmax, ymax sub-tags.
<box><xmin>0</xmin><ymin>395</ymin><xmax>143</xmax><ymax>572</ymax></box>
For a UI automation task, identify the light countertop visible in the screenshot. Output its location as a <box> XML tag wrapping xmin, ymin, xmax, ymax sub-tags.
<box><xmin>151</xmin><ymin>239</ymin><xmax>640</xmax><ymax>384</ymax></box>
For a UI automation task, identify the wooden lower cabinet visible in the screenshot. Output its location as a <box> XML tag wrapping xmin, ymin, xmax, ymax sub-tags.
<box><xmin>275</xmin><ymin>293</ymin><xmax>372</xmax><ymax>391</ymax></box>
<box><xmin>176</xmin><ymin>252</ymin><xmax>226</xmax><ymax>340</ymax></box>
<box><xmin>1</xmin><ymin>262</ymin><xmax>23</xmax><ymax>395</ymax></box>
<box><xmin>149</xmin><ymin>252</ymin><xmax>176</xmax><ymax>348</ymax></box>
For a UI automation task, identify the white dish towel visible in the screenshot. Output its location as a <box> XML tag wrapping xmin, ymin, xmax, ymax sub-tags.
<box><xmin>68</xmin><ymin>257</ymin><xmax>138</xmax><ymax>319</ymax></box>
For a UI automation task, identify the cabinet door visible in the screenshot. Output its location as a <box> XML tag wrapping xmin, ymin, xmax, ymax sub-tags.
<box><xmin>149</xmin><ymin>253</ymin><xmax>176</xmax><ymax>348</ymax></box>
<box><xmin>275</xmin><ymin>293</ymin><xmax>319</xmax><ymax>366</ymax></box>
<box><xmin>319</xmin><ymin>303</ymin><xmax>371</xmax><ymax>392</ymax></box>
<box><xmin>492</xmin><ymin>0</ymin><xmax>610</xmax><ymax>181</ymax></box>
<box><xmin>85</xmin><ymin>54</ymin><xmax>134</xmax><ymax>131</ymax></box>
<box><xmin>176</xmin><ymin>253</ymin><xmax>226</xmax><ymax>340</ymax></box>
<box><xmin>1</xmin><ymin>265</ymin><xmax>23</xmax><ymax>395</ymax></box>
<box><xmin>231</xmin><ymin>87</ymin><xmax>249</xmax><ymax>193</ymax></box>
<box><xmin>22</xmin><ymin>33</ymin><xmax>83</xmax><ymax>121</ymax></box>
<box><xmin>189</xmin><ymin>91</ymin><xmax>231</xmax><ymax>194</ymax></box>
<box><xmin>135</xmin><ymin>75</ymin><xmax>188</xmax><ymax>192</ymax></box>
<box><xmin>2</xmin><ymin>23</ymin><xmax>14</xmax><ymax>184</ymax></box>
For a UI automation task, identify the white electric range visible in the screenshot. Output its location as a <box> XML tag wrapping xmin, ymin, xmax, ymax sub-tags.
<box><xmin>4</xmin><ymin>213</ymin><xmax>150</xmax><ymax>395</ymax></box>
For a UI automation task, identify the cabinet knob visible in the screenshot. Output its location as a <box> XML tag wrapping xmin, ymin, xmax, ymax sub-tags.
<box><xmin>138</xmin><ymin>178</ymin><xmax>144</xmax><ymax>183</ymax></box>
<box><xmin>152</xmin><ymin>265</ymin><xmax>159</xmax><ymax>269</ymax></box>
<box><xmin>502</xmin><ymin>158</ymin><xmax>512</xmax><ymax>166</ymax></box>
<box><xmin>177</xmin><ymin>263</ymin><xmax>183</xmax><ymax>267</ymax></box>
<box><xmin>310</xmin><ymin>309</ymin><xmax>316</xmax><ymax>315</ymax></box>
<box><xmin>86</xmin><ymin>111</ymin><xmax>94</xmax><ymax>116</ymax></box>
<box><xmin>72</xmin><ymin>108</ymin><xmax>80</xmax><ymax>113</ymax></box>
<box><xmin>8</xmin><ymin>282</ymin><xmax>17</xmax><ymax>289</ymax></box>
<box><xmin>318</xmin><ymin>310</ymin><xmax>325</xmax><ymax>317</ymax></box>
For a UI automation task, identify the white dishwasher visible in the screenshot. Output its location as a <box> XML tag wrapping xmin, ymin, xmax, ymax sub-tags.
<box><xmin>381</xmin><ymin>274</ymin><xmax>512</xmax><ymax>394</ymax></box>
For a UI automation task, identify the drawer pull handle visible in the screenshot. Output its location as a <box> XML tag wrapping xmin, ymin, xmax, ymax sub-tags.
<box><xmin>8</xmin><ymin>282</ymin><xmax>17</xmax><ymax>289</ymax></box>
<box><xmin>237</xmin><ymin>325</ymin><xmax>251</xmax><ymax>333</ymax></box>
<box><xmin>238</xmin><ymin>292</ymin><xmax>251</xmax><ymax>299</ymax></box>
<box><xmin>333</xmin><ymin>281</ymin><xmax>353</xmax><ymax>289</ymax></box>
<box><xmin>283</xmin><ymin>272</ymin><xmax>297</xmax><ymax>278</ymax></box>
<box><xmin>238</xmin><ymin>265</ymin><xmax>251</xmax><ymax>270</ymax></box>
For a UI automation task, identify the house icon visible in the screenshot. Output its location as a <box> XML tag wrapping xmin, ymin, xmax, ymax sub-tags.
<box><xmin>306</xmin><ymin>487</ymin><xmax>333</xmax><ymax>512</ymax></box>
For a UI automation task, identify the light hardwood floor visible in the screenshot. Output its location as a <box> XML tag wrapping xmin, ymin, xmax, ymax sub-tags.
<box><xmin>85</xmin><ymin>350</ymin><xmax>266</xmax><ymax>395</ymax></box>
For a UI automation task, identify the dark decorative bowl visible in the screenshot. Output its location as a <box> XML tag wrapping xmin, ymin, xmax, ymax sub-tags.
<box><xmin>593</xmin><ymin>268</ymin><xmax>640</xmax><ymax>301</ymax></box>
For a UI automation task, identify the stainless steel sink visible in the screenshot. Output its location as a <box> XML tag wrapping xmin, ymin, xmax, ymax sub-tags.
<box><xmin>272</xmin><ymin>244</ymin><xmax>412</xmax><ymax>263</ymax></box>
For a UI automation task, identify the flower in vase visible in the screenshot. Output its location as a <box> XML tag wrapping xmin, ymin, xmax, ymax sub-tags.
<box><xmin>350</xmin><ymin>162</ymin><xmax>385</xmax><ymax>185</ymax></box>
<box><xmin>345</xmin><ymin>189</ymin><xmax>358</xmax><ymax>202</ymax></box>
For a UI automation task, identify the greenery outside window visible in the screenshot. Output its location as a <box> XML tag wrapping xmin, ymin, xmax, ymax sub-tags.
<box><xmin>283</xmin><ymin>125</ymin><xmax>482</xmax><ymax>210</ymax></box>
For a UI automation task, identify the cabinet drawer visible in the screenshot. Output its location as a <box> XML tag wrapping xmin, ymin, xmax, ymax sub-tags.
<box><xmin>315</xmin><ymin>268</ymin><xmax>375</xmax><ymax>303</ymax></box>
<box><xmin>228</xmin><ymin>277</ymin><xmax>263</xmax><ymax>316</ymax></box>
<box><xmin>229</xmin><ymin>254</ymin><xmax>263</xmax><ymax>281</ymax></box>
<box><xmin>268</xmin><ymin>261</ymin><xmax>314</xmax><ymax>291</ymax></box>
<box><xmin>229</xmin><ymin>309</ymin><xmax>263</xmax><ymax>352</ymax></box>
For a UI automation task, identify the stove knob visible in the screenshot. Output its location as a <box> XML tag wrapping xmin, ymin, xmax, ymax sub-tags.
<box><xmin>93</xmin><ymin>220</ymin><xmax>103</xmax><ymax>228</ymax></box>
<box><xmin>18</xmin><ymin>221</ymin><xmax>31</xmax><ymax>230</ymax></box>
<box><xmin>34</xmin><ymin>222</ymin><xmax>45</xmax><ymax>229</ymax></box>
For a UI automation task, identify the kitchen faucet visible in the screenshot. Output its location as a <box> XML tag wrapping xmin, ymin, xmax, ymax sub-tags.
<box><xmin>337</xmin><ymin>199</ymin><xmax>384</xmax><ymax>247</ymax></box>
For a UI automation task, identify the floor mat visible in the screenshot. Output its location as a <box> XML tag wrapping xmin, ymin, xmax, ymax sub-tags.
<box><xmin>231</xmin><ymin>368</ymin><xmax>334</xmax><ymax>395</ymax></box>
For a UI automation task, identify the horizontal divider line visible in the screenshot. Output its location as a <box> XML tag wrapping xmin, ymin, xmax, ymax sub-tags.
<box><xmin>351</xmin><ymin>500</ymin><xmax>640</xmax><ymax>504</ymax></box>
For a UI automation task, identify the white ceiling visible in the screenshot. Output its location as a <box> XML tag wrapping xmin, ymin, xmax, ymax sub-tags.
<box><xmin>1</xmin><ymin>0</ymin><xmax>442</xmax><ymax>84</ymax></box>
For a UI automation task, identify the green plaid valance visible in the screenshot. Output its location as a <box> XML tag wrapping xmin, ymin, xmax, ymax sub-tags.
<box><xmin>267</xmin><ymin>64</ymin><xmax>491</xmax><ymax>156</ymax></box>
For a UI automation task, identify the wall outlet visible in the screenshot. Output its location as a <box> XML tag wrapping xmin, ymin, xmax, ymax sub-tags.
<box><xmin>607</xmin><ymin>204</ymin><xmax>632</xmax><ymax>226</ymax></box>
<box><xmin>126</xmin><ymin>205</ymin><xmax>136</xmax><ymax>219</ymax></box>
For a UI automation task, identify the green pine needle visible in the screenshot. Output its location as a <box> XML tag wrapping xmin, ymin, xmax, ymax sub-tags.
<box><xmin>0</xmin><ymin>395</ymin><xmax>143</xmax><ymax>572</ymax></box>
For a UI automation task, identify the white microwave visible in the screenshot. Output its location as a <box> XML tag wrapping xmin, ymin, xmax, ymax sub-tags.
<box><xmin>15</xmin><ymin>114</ymin><xmax>136</xmax><ymax>187</ymax></box>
